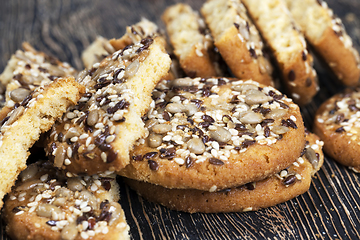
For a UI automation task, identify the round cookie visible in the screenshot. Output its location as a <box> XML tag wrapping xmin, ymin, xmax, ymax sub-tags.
<box><xmin>201</xmin><ymin>0</ymin><xmax>273</xmax><ymax>85</ymax></box>
<box><xmin>314</xmin><ymin>88</ymin><xmax>360</xmax><ymax>172</ymax></box>
<box><xmin>162</xmin><ymin>3</ymin><xmax>219</xmax><ymax>78</ymax></box>
<box><xmin>241</xmin><ymin>0</ymin><xmax>319</xmax><ymax>105</ymax></box>
<box><xmin>285</xmin><ymin>0</ymin><xmax>360</xmax><ymax>87</ymax></box>
<box><xmin>3</xmin><ymin>161</ymin><xmax>129</xmax><ymax>240</ymax></box>
<box><xmin>119</xmin><ymin>77</ymin><xmax>306</xmax><ymax>191</ymax></box>
<box><xmin>45</xmin><ymin>37</ymin><xmax>171</xmax><ymax>175</ymax></box>
<box><xmin>124</xmin><ymin>131</ymin><xmax>324</xmax><ymax>213</ymax></box>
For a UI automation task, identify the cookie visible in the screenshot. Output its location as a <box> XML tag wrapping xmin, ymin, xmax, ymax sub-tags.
<box><xmin>284</xmin><ymin>0</ymin><xmax>360</xmax><ymax>87</ymax></box>
<box><xmin>0</xmin><ymin>77</ymin><xmax>85</xmax><ymax>209</ymax></box>
<box><xmin>162</xmin><ymin>3</ymin><xmax>218</xmax><ymax>78</ymax></box>
<box><xmin>124</xmin><ymin>131</ymin><xmax>323</xmax><ymax>213</ymax></box>
<box><xmin>3</xmin><ymin>161</ymin><xmax>129</xmax><ymax>240</ymax></box>
<box><xmin>81</xmin><ymin>36</ymin><xmax>116</xmax><ymax>70</ymax></box>
<box><xmin>84</xmin><ymin>19</ymin><xmax>181</xmax><ymax>81</ymax></box>
<box><xmin>201</xmin><ymin>0</ymin><xmax>273</xmax><ymax>86</ymax></box>
<box><xmin>242</xmin><ymin>0</ymin><xmax>319</xmax><ymax>105</ymax></box>
<box><xmin>0</xmin><ymin>42</ymin><xmax>77</xmax><ymax>121</ymax></box>
<box><xmin>314</xmin><ymin>88</ymin><xmax>360</xmax><ymax>172</ymax></box>
<box><xmin>119</xmin><ymin>77</ymin><xmax>306</xmax><ymax>191</ymax></box>
<box><xmin>45</xmin><ymin>37</ymin><xmax>171</xmax><ymax>175</ymax></box>
<box><xmin>109</xmin><ymin>18</ymin><xmax>163</xmax><ymax>52</ymax></box>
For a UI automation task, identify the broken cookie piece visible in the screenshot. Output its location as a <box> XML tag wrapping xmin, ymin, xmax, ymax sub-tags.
<box><xmin>0</xmin><ymin>77</ymin><xmax>85</xmax><ymax>209</ymax></box>
<box><xmin>46</xmin><ymin>37</ymin><xmax>171</xmax><ymax>175</ymax></box>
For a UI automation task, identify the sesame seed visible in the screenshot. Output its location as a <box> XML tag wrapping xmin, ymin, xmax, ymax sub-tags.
<box><xmin>106</xmin><ymin>135</ymin><xmax>116</xmax><ymax>143</ymax></box>
<box><xmin>40</xmin><ymin>174</ymin><xmax>48</xmax><ymax>182</ymax></box>
<box><xmin>67</xmin><ymin>147</ymin><xmax>72</xmax><ymax>158</ymax></box>
<box><xmin>93</xmin><ymin>129</ymin><xmax>102</xmax><ymax>137</ymax></box>
<box><xmin>64</xmin><ymin>159</ymin><xmax>71</xmax><ymax>165</ymax></box>
<box><xmin>81</xmin><ymin>232</ymin><xmax>89</xmax><ymax>239</ymax></box>
<box><xmin>209</xmin><ymin>185</ymin><xmax>217</xmax><ymax>192</ymax></box>
<box><xmin>101</xmin><ymin>152</ymin><xmax>107</xmax><ymax>162</ymax></box>
<box><xmin>85</xmin><ymin>137</ymin><xmax>92</xmax><ymax>147</ymax></box>
<box><xmin>15</xmin><ymin>210</ymin><xmax>24</xmax><ymax>215</ymax></box>
<box><xmin>87</xmin><ymin>144</ymin><xmax>96</xmax><ymax>151</ymax></box>
<box><xmin>243</xmin><ymin>207</ymin><xmax>253</xmax><ymax>212</ymax></box>
<box><xmin>90</xmin><ymin>184</ymin><xmax>98</xmax><ymax>192</ymax></box>
<box><xmin>174</xmin><ymin>157</ymin><xmax>185</xmax><ymax>165</ymax></box>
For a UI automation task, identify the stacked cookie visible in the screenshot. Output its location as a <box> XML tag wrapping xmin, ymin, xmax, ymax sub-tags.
<box><xmin>119</xmin><ymin>77</ymin><xmax>324</xmax><ymax>213</ymax></box>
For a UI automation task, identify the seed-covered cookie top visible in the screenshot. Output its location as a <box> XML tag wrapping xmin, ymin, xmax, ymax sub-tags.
<box><xmin>4</xmin><ymin>161</ymin><xmax>128</xmax><ymax>240</ymax></box>
<box><xmin>120</xmin><ymin>77</ymin><xmax>306</xmax><ymax>191</ymax></box>
<box><xmin>2</xmin><ymin>43</ymin><xmax>76</xmax><ymax>106</ymax></box>
<box><xmin>46</xmin><ymin>37</ymin><xmax>171</xmax><ymax>175</ymax></box>
<box><xmin>315</xmin><ymin>89</ymin><xmax>360</xmax><ymax>136</ymax></box>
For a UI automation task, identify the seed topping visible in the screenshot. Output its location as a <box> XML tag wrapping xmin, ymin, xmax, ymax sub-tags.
<box><xmin>46</xmin><ymin>38</ymin><xmax>154</xmax><ymax>170</ymax></box>
<box><xmin>8</xmin><ymin>161</ymin><xmax>121</xmax><ymax>239</ymax></box>
<box><xmin>134</xmin><ymin>78</ymin><xmax>299</xmax><ymax>170</ymax></box>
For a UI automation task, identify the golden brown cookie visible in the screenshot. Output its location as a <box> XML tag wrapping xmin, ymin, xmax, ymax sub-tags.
<box><xmin>125</xmin><ymin>132</ymin><xmax>323</xmax><ymax>213</ymax></box>
<box><xmin>119</xmin><ymin>77</ymin><xmax>306</xmax><ymax>191</ymax></box>
<box><xmin>3</xmin><ymin>161</ymin><xmax>129</xmax><ymax>240</ymax></box>
<box><xmin>284</xmin><ymin>0</ymin><xmax>360</xmax><ymax>87</ymax></box>
<box><xmin>81</xmin><ymin>36</ymin><xmax>116</xmax><ymax>70</ymax></box>
<box><xmin>45</xmin><ymin>37</ymin><xmax>171</xmax><ymax>175</ymax></box>
<box><xmin>0</xmin><ymin>42</ymin><xmax>77</xmax><ymax>121</ymax></box>
<box><xmin>201</xmin><ymin>0</ymin><xmax>273</xmax><ymax>86</ymax></box>
<box><xmin>0</xmin><ymin>77</ymin><xmax>85</xmax><ymax>209</ymax></box>
<box><xmin>162</xmin><ymin>3</ymin><xmax>219</xmax><ymax>78</ymax></box>
<box><xmin>242</xmin><ymin>0</ymin><xmax>319</xmax><ymax>105</ymax></box>
<box><xmin>314</xmin><ymin>88</ymin><xmax>360</xmax><ymax>172</ymax></box>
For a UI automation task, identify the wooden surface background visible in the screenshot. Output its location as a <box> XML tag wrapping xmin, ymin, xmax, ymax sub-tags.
<box><xmin>1</xmin><ymin>0</ymin><xmax>360</xmax><ymax>239</ymax></box>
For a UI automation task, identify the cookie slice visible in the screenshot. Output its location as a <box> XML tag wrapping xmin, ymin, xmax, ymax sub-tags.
<box><xmin>110</xmin><ymin>18</ymin><xmax>163</xmax><ymax>52</ymax></box>
<box><xmin>82</xmin><ymin>19</ymin><xmax>182</xmax><ymax>82</ymax></box>
<box><xmin>124</xmin><ymin>131</ymin><xmax>323</xmax><ymax>213</ymax></box>
<box><xmin>242</xmin><ymin>0</ymin><xmax>318</xmax><ymax>105</ymax></box>
<box><xmin>81</xmin><ymin>36</ymin><xmax>116</xmax><ymax>70</ymax></box>
<box><xmin>162</xmin><ymin>3</ymin><xmax>219</xmax><ymax>78</ymax></box>
<box><xmin>284</xmin><ymin>0</ymin><xmax>360</xmax><ymax>86</ymax></box>
<box><xmin>314</xmin><ymin>88</ymin><xmax>360</xmax><ymax>172</ymax></box>
<box><xmin>46</xmin><ymin>37</ymin><xmax>171</xmax><ymax>175</ymax></box>
<box><xmin>119</xmin><ymin>77</ymin><xmax>306</xmax><ymax>191</ymax></box>
<box><xmin>0</xmin><ymin>42</ymin><xmax>77</xmax><ymax>121</ymax></box>
<box><xmin>201</xmin><ymin>0</ymin><xmax>273</xmax><ymax>86</ymax></box>
<box><xmin>0</xmin><ymin>77</ymin><xmax>85</xmax><ymax>209</ymax></box>
<box><xmin>3</xmin><ymin>161</ymin><xmax>129</xmax><ymax>240</ymax></box>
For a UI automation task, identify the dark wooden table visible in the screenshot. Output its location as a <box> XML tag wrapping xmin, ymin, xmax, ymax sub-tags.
<box><xmin>1</xmin><ymin>0</ymin><xmax>360</xmax><ymax>239</ymax></box>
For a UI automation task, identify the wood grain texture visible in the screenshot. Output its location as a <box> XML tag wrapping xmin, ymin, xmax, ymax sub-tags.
<box><xmin>0</xmin><ymin>0</ymin><xmax>360</xmax><ymax>239</ymax></box>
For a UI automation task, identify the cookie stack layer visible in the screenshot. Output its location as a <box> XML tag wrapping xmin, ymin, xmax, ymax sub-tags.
<box><xmin>119</xmin><ymin>77</ymin><xmax>324</xmax><ymax>212</ymax></box>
